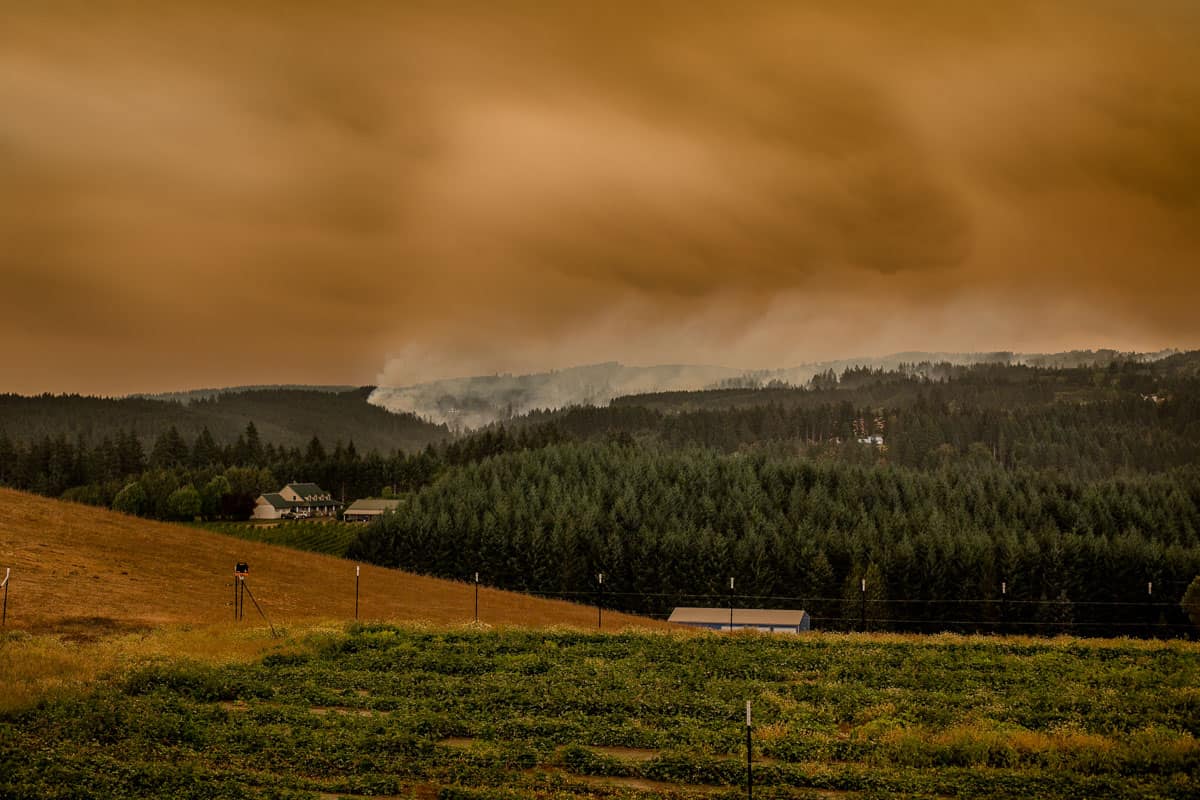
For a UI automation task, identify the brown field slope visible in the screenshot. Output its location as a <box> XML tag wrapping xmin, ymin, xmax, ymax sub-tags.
<box><xmin>0</xmin><ymin>488</ymin><xmax>662</xmax><ymax>631</ymax></box>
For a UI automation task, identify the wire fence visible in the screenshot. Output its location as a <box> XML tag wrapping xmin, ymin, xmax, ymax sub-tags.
<box><xmin>205</xmin><ymin>560</ymin><xmax>1196</xmax><ymax>640</ymax></box>
<box><xmin>512</xmin><ymin>586</ymin><xmax>1197</xmax><ymax>639</ymax></box>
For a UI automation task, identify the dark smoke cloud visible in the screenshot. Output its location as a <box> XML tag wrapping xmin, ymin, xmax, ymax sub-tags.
<box><xmin>0</xmin><ymin>1</ymin><xmax>1197</xmax><ymax>394</ymax></box>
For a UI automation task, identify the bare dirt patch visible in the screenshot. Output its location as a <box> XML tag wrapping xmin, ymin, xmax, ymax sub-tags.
<box><xmin>28</xmin><ymin>616</ymin><xmax>153</xmax><ymax>643</ymax></box>
<box><xmin>309</xmin><ymin>705</ymin><xmax>383</xmax><ymax>717</ymax></box>
<box><xmin>588</xmin><ymin>745</ymin><xmax>662</xmax><ymax>761</ymax></box>
<box><xmin>544</xmin><ymin>767</ymin><xmax>720</xmax><ymax>796</ymax></box>
<box><xmin>440</xmin><ymin>736</ymin><xmax>479</xmax><ymax>748</ymax></box>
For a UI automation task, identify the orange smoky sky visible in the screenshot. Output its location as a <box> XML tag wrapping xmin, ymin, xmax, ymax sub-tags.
<box><xmin>1</xmin><ymin>1</ymin><xmax>1198</xmax><ymax>394</ymax></box>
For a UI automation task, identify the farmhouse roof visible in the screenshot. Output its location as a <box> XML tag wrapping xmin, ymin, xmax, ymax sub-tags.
<box><xmin>258</xmin><ymin>493</ymin><xmax>295</xmax><ymax>510</ymax></box>
<box><xmin>345</xmin><ymin>498</ymin><xmax>403</xmax><ymax>513</ymax></box>
<box><xmin>668</xmin><ymin>607</ymin><xmax>809</xmax><ymax>627</ymax></box>
<box><xmin>284</xmin><ymin>482</ymin><xmax>328</xmax><ymax>499</ymax></box>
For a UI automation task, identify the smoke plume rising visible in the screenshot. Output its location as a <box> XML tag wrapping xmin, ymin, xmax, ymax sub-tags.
<box><xmin>1</xmin><ymin>2</ymin><xmax>1198</xmax><ymax>394</ymax></box>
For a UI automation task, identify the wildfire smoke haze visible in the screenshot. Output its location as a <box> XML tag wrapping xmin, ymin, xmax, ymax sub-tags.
<box><xmin>2</xmin><ymin>2</ymin><xmax>1198</xmax><ymax>394</ymax></box>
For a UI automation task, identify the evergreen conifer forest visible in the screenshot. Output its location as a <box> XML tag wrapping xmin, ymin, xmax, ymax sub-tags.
<box><xmin>3</xmin><ymin>355</ymin><xmax>1200</xmax><ymax>635</ymax></box>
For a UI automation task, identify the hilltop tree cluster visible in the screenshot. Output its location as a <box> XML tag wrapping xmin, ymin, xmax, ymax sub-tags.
<box><xmin>0</xmin><ymin>420</ymin><xmax>562</xmax><ymax>520</ymax></box>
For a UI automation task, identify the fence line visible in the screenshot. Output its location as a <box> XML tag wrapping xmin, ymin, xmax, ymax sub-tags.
<box><xmin>481</xmin><ymin>582</ymin><xmax>1197</xmax><ymax>638</ymax></box>
<box><xmin>522</xmin><ymin>588</ymin><xmax>1185</xmax><ymax>609</ymax></box>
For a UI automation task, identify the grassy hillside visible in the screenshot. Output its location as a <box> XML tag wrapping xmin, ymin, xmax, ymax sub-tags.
<box><xmin>3</xmin><ymin>625</ymin><xmax>1198</xmax><ymax>799</ymax></box>
<box><xmin>0</xmin><ymin>488</ymin><xmax>658</xmax><ymax>631</ymax></box>
<box><xmin>0</xmin><ymin>386</ymin><xmax>449</xmax><ymax>453</ymax></box>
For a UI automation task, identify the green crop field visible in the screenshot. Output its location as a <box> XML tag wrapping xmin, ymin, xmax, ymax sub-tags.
<box><xmin>3</xmin><ymin>626</ymin><xmax>1198</xmax><ymax>799</ymax></box>
<box><xmin>195</xmin><ymin>520</ymin><xmax>363</xmax><ymax>558</ymax></box>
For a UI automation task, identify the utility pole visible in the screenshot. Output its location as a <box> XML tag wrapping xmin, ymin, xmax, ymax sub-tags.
<box><xmin>235</xmin><ymin>562</ymin><xmax>249</xmax><ymax>621</ymax></box>
<box><xmin>597</xmin><ymin>572</ymin><xmax>604</xmax><ymax>630</ymax></box>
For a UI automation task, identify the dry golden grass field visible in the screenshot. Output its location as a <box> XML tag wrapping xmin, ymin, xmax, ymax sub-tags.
<box><xmin>0</xmin><ymin>487</ymin><xmax>661</xmax><ymax>633</ymax></box>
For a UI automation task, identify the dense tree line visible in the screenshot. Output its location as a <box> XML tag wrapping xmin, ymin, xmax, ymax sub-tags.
<box><xmin>612</xmin><ymin>352</ymin><xmax>1200</xmax><ymax>413</ymax></box>
<box><xmin>0</xmin><ymin>387</ymin><xmax>449</xmax><ymax>453</ymax></box>
<box><xmin>350</xmin><ymin>443</ymin><xmax>1200</xmax><ymax>635</ymax></box>
<box><xmin>4</xmin><ymin>385</ymin><xmax>1195</xmax><ymax>514</ymax></box>
<box><xmin>0</xmin><ymin>420</ymin><xmax>565</xmax><ymax>521</ymax></box>
<box><xmin>516</xmin><ymin>394</ymin><xmax>1200</xmax><ymax>478</ymax></box>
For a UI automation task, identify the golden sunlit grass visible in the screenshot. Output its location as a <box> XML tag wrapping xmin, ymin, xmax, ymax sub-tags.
<box><xmin>0</xmin><ymin>487</ymin><xmax>664</xmax><ymax>711</ymax></box>
<box><xmin>0</xmin><ymin>622</ymin><xmax>311</xmax><ymax>713</ymax></box>
<box><xmin>877</xmin><ymin>720</ymin><xmax>1200</xmax><ymax>770</ymax></box>
<box><xmin>0</xmin><ymin>487</ymin><xmax>662</xmax><ymax>631</ymax></box>
<box><xmin>7</xmin><ymin>618</ymin><xmax>690</xmax><ymax>714</ymax></box>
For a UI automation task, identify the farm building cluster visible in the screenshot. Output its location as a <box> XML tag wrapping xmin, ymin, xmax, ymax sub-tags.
<box><xmin>251</xmin><ymin>483</ymin><xmax>401</xmax><ymax>522</ymax></box>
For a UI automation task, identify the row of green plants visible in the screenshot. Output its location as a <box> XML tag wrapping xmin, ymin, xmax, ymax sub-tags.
<box><xmin>193</xmin><ymin>520</ymin><xmax>363</xmax><ymax>557</ymax></box>
<box><xmin>3</xmin><ymin>625</ymin><xmax>1198</xmax><ymax>799</ymax></box>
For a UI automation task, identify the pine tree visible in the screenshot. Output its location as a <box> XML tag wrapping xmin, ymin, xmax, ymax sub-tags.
<box><xmin>1181</xmin><ymin>575</ymin><xmax>1200</xmax><ymax>630</ymax></box>
<box><xmin>150</xmin><ymin>426</ymin><xmax>189</xmax><ymax>468</ymax></box>
<box><xmin>243</xmin><ymin>422</ymin><xmax>264</xmax><ymax>466</ymax></box>
<box><xmin>191</xmin><ymin>428</ymin><xmax>220</xmax><ymax>468</ymax></box>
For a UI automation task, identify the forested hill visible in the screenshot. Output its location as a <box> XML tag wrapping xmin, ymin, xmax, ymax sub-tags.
<box><xmin>349</xmin><ymin>443</ymin><xmax>1200</xmax><ymax>633</ymax></box>
<box><xmin>496</xmin><ymin>354</ymin><xmax>1200</xmax><ymax>478</ymax></box>
<box><xmin>0</xmin><ymin>387</ymin><xmax>449</xmax><ymax>453</ymax></box>
<box><xmin>3</xmin><ymin>355</ymin><xmax>1200</xmax><ymax>637</ymax></box>
<box><xmin>609</xmin><ymin>351</ymin><xmax>1200</xmax><ymax>413</ymax></box>
<box><xmin>345</xmin><ymin>354</ymin><xmax>1200</xmax><ymax>635</ymax></box>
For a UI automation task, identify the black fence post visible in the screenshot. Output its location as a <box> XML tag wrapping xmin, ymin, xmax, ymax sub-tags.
<box><xmin>729</xmin><ymin>577</ymin><xmax>735</xmax><ymax>631</ymax></box>
<box><xmin>234</xmin><ymin>562</ymin><xmax>249</xmax><ymax>621</ymax></box>
<box><xmin>860</xmin><ymin>578</ymin><xmax>867</xmax><ymax>632</ymax></box>
<box><xmin>1001</xmin><ymin>581</ymin><xmax>1007</xmax><ymax>636</ymax></box>
<box><xmin>745</xmin><ymin>700</ymin><xmax>753</xmax><ymax>800</ymax></box>
<box><xmin>2</xmin><ymin>568</ymin><xmax>9</xmax><ymax>628</ymax></box>
<box><xmin>355</xmin><ymin>565</ymin><xmax>360</xmax><ymax>621</ymax></box>
<box><xmin>1146</xmin><ymin>581</ymin><xmax>1154</xmax><ymax>637</ymax></box>
<box><xmin>474</xmin><ymin>572</ymin><xmax>479</xmax><ymax>623</ymax></box>
<box><xmin>597</xmin><ymin>572</ymin><xmax>604</xmax><ymax>630</ymax></box>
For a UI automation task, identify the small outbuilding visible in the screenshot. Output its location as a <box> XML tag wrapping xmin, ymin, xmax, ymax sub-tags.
<box><xmin>251</xmin><ymin>492</ymin><xmax>294</xmax><ymax>520</ymax></box>
<box><xmin>343</xmin><ymin>498</ymin><xmax>402</xmax><ymax>523</ymax></box>
<box><xmin>668</xmin><ymin>607</ymin><xmax>811</xmax><ymax>634</ymax></box>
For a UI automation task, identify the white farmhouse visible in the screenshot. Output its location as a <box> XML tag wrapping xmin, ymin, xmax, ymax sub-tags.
<box><xmin>251</xmin><ymin>483</ymin><xmax>341</xmax><ymax>520</ymax></box>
